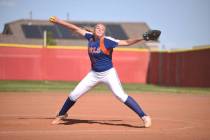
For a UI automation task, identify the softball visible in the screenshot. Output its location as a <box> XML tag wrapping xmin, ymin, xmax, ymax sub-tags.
<box><xmin>49</xmin><ymin>16</ymin><xmax>56</xmax><ymax>23</ymax></box>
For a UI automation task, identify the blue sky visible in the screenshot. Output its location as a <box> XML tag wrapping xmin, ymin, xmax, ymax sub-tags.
<box><xmin>0</xmin><ymin>0</ymin><xmax>209</xmax><ymax>49</ymax></box>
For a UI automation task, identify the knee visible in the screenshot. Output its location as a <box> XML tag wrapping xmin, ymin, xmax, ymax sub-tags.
<box><xmin>114</xmin><ymin>92</ymin><xmax>128</xmax><ymax>103</ymax></box>
<box><xmin>69</xmin><ymin>92</ymin><xmax>79</xmax><ymax>102</ymax></box>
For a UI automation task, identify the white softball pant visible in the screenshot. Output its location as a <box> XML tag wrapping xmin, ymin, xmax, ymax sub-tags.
<box><xmin>69</xmin><ymin>68</ymin><xmax>128</xmax><ymax>103</ymax></box>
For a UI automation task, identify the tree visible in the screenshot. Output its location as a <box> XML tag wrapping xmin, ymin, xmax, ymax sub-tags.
<box><xmin>46</xmin><ymin>31</ymin><xmax>56</xmax><ymax>45</ymax></box>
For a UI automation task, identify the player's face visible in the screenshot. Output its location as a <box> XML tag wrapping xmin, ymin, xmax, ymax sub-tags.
<box><xmin>94</xmin><ymin>24</ymin><xmax>105</xmax><ymax>38</ymax></box>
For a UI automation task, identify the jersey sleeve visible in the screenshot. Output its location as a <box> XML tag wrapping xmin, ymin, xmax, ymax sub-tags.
<box><xmin>104</xmin><ymin>36</ymin><xmax>120</xmax><ymax>49</ymax></box>
<box><xmin>84</xmin><ymin>32</ymin><xmax>94</xmax><ymax>40</ymax></box>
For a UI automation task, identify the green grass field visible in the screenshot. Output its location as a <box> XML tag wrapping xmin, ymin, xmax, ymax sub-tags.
<box><xmin>0</xmin><ymin>80</ymin><xmax>210</xmax><ymax>94</ymax></box>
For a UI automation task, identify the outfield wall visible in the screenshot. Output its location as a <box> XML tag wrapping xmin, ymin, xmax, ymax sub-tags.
<box><xmin>0</xmin><ymin>44</ymin><xmax>210</xmax><ymax>87</ymax></box>
<box><xmin>147</xmin><ymin>48</ymin><xmax>210</xmax><ymax>87</ymax></box>
<box><xmin>0</xmin><ymin>45</ymin><xmax>149</xmax><ymax>83</ymax></box>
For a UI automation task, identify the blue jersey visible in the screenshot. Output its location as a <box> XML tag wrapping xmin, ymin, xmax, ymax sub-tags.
<box><xmin>84</xmin><ymin>32</ymin><xmax>119</xmax><ymax>72</ymax></box>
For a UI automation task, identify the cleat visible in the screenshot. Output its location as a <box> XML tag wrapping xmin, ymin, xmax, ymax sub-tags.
<box><xmin>142</xmin><ymin>116</ymin><xmax>152</xmax><ymax>128</ymax></box>
<box><xmin>51</xmin><ymin>113</ymin><xmax>68</xmax><ymax>125</ymax></box>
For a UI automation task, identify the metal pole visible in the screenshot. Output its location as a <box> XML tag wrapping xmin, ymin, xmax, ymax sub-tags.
<box><xmin>43</xmin><ymin>30</ymin><xmax>47</xmax><ymax>48</ymax></box>
<box><xmin>67</xmin><ymin>12</ymin><xmax>69</xmax><ymax>21</ymax></box>
<box><xmin>30</xmin><ymin>11</ymin><xmax>32</xmax><ymax>20</ymax></box>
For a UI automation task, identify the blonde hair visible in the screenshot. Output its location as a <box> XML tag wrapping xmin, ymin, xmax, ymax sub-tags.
<box><xmin>83</xmin><ymin>24</ymin><xmax>106</xmax><ymax>37</ymax></box>
<box><xmin>95</xmin><ymin>23</ymin><xmax>106</xmax><ymax>31</ymax></box>
<box><xmin>83</xmin><ymin>26</ymin><xmax>94</xmax><ymax>33</ymax></box>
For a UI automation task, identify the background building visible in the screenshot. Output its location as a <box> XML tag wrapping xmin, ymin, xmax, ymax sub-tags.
<box><xmin>0</xmin><ymin>19</ymin><xmax>157</xmax><ymax>48</ymax></box>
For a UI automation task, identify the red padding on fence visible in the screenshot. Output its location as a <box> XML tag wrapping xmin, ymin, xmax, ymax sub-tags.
<box><xmin>1</xmin><ymin>46</ymin><xmax>210</xmax><ymax>87</ymax></box>
<box><xmin>147</xmin><ymin>49</ymin><xmax>210</xmax><ymax>87</ymax></box>
<box><xmin>0</xmin><ymin>47</ymin><xmax>149</xmax><ymax>83</ymax></box>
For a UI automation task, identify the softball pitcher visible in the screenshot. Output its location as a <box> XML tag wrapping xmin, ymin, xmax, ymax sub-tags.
<box><xmin>49</xmin><ymin>16</ymin><xmax>160</xmax><ymax>128</ymax></box>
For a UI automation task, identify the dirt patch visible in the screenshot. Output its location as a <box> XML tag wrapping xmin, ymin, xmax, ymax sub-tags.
<box><xmin>0</xmin><ymin>92</ymin><xmax>210</xmax><ymax>140</ymax></box>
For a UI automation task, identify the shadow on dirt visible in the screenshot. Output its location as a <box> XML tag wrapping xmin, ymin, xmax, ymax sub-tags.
<box><xmin>18</xmin><ymin>117</ymin><xmax>144</xmax><ymax>128</ymax></box>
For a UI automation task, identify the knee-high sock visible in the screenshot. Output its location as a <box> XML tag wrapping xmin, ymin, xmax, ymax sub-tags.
<box><xmin>124</xmin><ymin>96</ymin><xmax>146</xmax><ymax>118</ymax></box>
<box><xmin>58</xmin><ymin>97</ymin><xmax>75</xmax><ymax>116</ymax></box>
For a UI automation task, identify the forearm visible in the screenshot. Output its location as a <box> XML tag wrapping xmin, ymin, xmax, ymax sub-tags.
<box><xmin>118</xmin><ymin>38</ymin><xmax>145</xmax><ymax>46</ymax></box>
<box><xmin>126</xmin><ymin>38</ymin><xmax>145</xmax><ymax>46</ymax></box>
<box><xmin>49</xmin><ymin>16</ymin><xmax>86</xmax><ymax>36</ymax></box>
<box><xmin>56</xmin><ymin>19</ymin><xmax>80</xmax><ymax>32</ymax></box>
